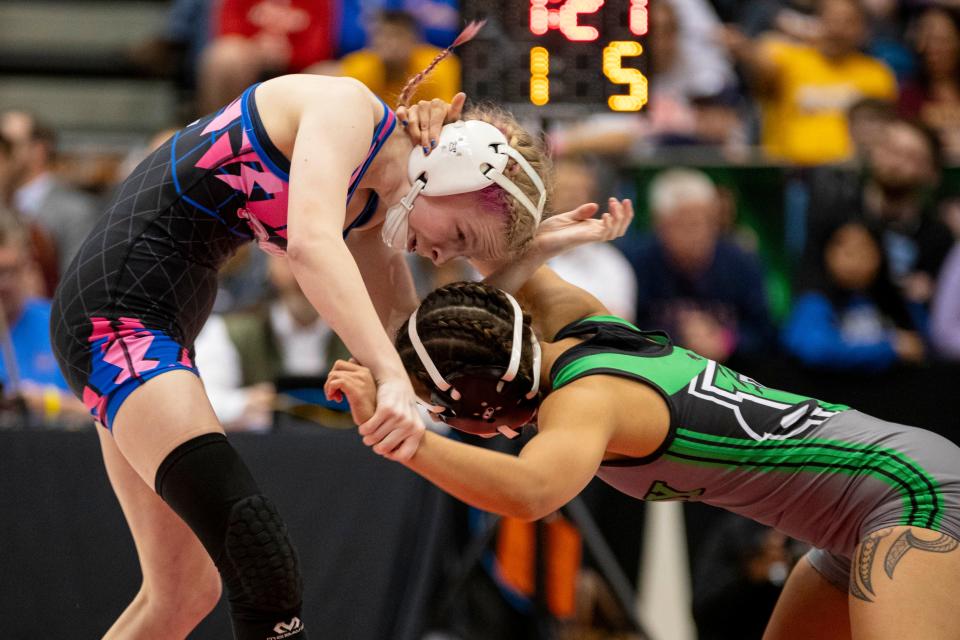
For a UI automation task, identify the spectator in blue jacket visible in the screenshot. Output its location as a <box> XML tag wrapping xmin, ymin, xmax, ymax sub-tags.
<box><xmin>0</xmin><ymin>213</ymin><xmax>85</xmax><ymax>425</ymax></box>
<box><xmin>617</xmin><ymin>168</ymin><xmax>774</xmax><ymax>362</ymax></box>
<box><xmin>782</xmin><ymin>219</ymin><xmax>926</xmax><ymax>372</ymax></box>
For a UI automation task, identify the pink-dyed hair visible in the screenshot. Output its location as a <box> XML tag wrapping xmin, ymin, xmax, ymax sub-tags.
<box><xmin>464</xmin><ymin>105</ymin><xmax>554</xmax><ymax>253</ymax></box>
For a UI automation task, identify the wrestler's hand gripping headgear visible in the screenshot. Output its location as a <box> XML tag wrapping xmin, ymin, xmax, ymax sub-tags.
<box><xmin>407</xmin><ymin>290</ymin><xmax>542</xmax><ymax>438</ymax></box>
<box><xmin>381</xmin><ymin>120</ymin><xmax>548</xmax><ymax>250</ymax></box>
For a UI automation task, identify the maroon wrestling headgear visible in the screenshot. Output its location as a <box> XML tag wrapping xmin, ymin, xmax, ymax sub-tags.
<box><xmin>407</xmin><ymin>289</ymin><xmax>541</xmax><ymax>438</ymax></box>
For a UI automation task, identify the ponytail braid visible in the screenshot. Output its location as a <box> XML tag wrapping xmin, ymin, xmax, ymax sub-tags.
<box><xmin>397</xmin><ymin>20</ymin><xmax>485</xmax><ymax>108</ymax></box>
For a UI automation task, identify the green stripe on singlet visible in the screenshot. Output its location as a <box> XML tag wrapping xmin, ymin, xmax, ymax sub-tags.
<box><xmin>668</xmin><ymin>428</ymin><xmax>943</xmax><ymax>530</ymax></box>
<box><xmin>552</xmin><ymin>352</ymin><xmax>708</xmax><ymax>394</ymax></box>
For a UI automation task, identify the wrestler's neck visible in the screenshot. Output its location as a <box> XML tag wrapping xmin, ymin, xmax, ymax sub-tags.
<box><xmin>362</xmin><ymin>129</ymin><xmax>416</xmax><ymax>222</ymax></box>
<box><xmin>537</xmin><ymin>336</ymin><xmax>582</xmax><ymax>393</ymax></box>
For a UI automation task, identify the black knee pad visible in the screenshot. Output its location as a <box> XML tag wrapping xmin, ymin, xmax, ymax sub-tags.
<box><xmin>226</xmin><ymin>494</ymin><xmax>302</xmax><ymax>612</ymax></box>
<box><xmin>155</xmin><ymin>433</ymin><xmax>307</xmax><ymax>639</ymax></box>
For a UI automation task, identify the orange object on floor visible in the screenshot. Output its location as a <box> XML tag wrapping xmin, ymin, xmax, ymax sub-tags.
<box><xmin>495</xmin><ymin>514</ymin><xmax>582</xmax><ymax>619</ymax></box>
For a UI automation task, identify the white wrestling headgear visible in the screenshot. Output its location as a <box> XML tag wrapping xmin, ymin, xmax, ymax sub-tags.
<box><xmin>408</xmin><ymin>289</ymin><xmax>542</xmax><ymax>439</ymax></box>
<box><xmin>381</xmin><ymin>120</ymin><xmax>547</xmax><ymax>251</ymax></box>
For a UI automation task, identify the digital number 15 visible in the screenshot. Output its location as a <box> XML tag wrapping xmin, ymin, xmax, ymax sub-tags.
<box><xmin>529</xmin><ymin>41</ymin><xmax>648</xmax><ymax>111</ymax></box>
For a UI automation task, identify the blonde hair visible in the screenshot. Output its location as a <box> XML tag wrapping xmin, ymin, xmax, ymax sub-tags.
<box><xmin>463</xmin><ymin>104</ymin><xmax>553</xmax><ymax>253</ymax></box>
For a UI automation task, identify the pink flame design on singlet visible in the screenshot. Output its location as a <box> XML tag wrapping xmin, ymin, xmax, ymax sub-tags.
<box><xmin>82</xmin><ymin>386</ymin><xmax>108</xmax><ymax>422</ymax></box>
<box><xmin>194</xmin><ymin>131</ymin><xmax>236</xmax><ymax>170</ymax></box>
<box><xmin>198</xmin><ymin>104</ymin><xmax>290</xmax><ymax>250</ymax></box>
<box><xmin>88</xmin><ymin>317</ymin><xmax>160</xmax><ymax>384</ymax></box>
<box><xmin>202</xmin><ymin>97</ymin><xmax>243</xmax><ymax>135</ymax></box>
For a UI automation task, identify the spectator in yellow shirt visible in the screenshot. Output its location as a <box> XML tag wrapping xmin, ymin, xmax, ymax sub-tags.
<box><xmin>333</xmin><ymin>10</ymin><xmax>460</xmax><ymax>107</ymax></box>
<box><xmin>724</xmin><ymin>0</ymin><xmax>896</xmax><ymax>165</ymax></box>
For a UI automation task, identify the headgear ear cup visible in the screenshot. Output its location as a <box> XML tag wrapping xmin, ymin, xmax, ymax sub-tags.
<box><xmin>382</xmin><ymin>121</ymin><xmax>547</xmax><ymax>250</ymax></box>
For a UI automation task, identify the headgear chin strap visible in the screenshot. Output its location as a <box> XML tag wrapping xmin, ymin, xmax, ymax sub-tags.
<box><xmin>408</xmin><ymin>289</ymin><xmax>541</xmax><ymax>438</ymax></box>
<box><xmin>382</xmin><ymin>120</ymin><xmax>547</xmax><ymax>251</ymax></box>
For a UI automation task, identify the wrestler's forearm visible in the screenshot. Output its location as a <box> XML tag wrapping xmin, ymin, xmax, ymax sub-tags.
<box><xmin>404</xmin><ymin>431</ymin><xmax>549</xmax><ymax>521</ymax></box>
<box><xmin>475</xmin><ymin>248</ymin><xmax>548</xmax><ymax>295</ymax></box>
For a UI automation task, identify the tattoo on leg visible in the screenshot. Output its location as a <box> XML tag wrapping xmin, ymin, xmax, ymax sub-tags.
<box><xmin>884</xmin><ymin>530</ymin><xmax>960</xmax><ymax>579</ymax></box>
<box><xmin>850</xmin><ymin>528</ymin><xmax>891</xmax><ymax>602</ymax></box>
<box><xmin>858</xmin><ymin>528</ymin><xmax>891</xmax><ymax>598</ymax></box>
<box><xmin>849</xmin><ymin>573</ymin><xmax>873</xmax><ymax>603</ymax></box>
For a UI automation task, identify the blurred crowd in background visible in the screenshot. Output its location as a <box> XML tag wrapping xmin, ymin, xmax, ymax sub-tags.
<box><xmin>1</xmin><ymin>0</ymin><xmax>960</xmax><ymax>637</ymax></box>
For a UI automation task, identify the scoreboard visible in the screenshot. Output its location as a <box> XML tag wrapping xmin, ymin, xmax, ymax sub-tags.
<box><xmin>459</xmin><ymin>1</ymin><xmax>650</xmax><ymax>116</ymax></box>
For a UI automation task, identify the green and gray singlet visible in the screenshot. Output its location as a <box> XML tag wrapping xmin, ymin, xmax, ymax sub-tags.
<box><xmin>550</xmin><ymin>315</ymin><xmax>960</xmax><ymax>568</ymax></box>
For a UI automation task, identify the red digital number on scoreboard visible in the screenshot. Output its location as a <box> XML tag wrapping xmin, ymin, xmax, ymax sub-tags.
<box><xmin>529</xmin><ymin>0</ymin><xmax>603</xmax><ymax>41</ymax></box>
<box><xmin>528</xmin><ymin>0</ymin><xmax>648</xmax><ymax>110</ymax></box>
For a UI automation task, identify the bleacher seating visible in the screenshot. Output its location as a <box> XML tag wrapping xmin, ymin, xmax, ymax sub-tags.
<box><xmin>0</xmin><ymin>0</ymin><xmax>178</xmax><ymax>153</ymax></box>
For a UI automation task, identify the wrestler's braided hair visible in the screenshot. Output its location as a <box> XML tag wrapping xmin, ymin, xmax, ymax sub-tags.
<box><xmin>395</xmin><ymin>282</ymin><xmax>538</xmax><ymax>393</ymax></box>
<box><xmin>398</xmin><ymin>20</ymin><xmax>484</xmax><ymax>108</ymax></box>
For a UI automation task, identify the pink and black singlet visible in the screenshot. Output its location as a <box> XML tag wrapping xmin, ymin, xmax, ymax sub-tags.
<box><xmin>51</xmin><ymin>83</ymin><xmax>396</xmax><ymax>427</ymax></box>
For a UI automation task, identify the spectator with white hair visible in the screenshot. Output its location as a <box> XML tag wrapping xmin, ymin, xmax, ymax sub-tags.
<box><xmin>617</xmin><ymin>168</ymin><xmax>774</xmax><ymax>362</ymax></box>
